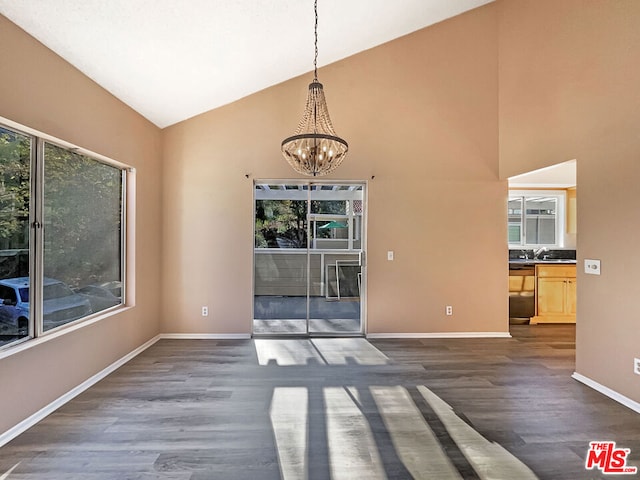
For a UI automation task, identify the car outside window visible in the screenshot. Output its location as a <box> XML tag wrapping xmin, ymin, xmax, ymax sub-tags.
<box><xmin>18</xmin><ymin>288</ymin><xmax>28</xmax><ymax>303</ymax></box>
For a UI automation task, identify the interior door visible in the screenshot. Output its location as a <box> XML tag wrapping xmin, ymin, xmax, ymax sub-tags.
<box><xmin>253</xmin><ymin>182</ymin><xmax>365</xmax><ymax>336</ymax></box>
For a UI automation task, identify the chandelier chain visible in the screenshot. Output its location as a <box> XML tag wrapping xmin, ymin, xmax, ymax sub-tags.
<box><xmin>314</xmin><ymin>0</ymin><xmax>318</xmax><ymax>81</ymax></box>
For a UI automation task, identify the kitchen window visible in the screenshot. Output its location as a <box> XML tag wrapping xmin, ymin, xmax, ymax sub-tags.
<box><xmin>508</xmin><ymin>191</ymin><xmax>566</xmax><ymax>247</ymax></box>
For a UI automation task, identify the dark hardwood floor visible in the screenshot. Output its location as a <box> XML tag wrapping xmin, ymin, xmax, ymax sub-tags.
<box><xmin>1</xmin><ymin>324</ymin><xmax>639</xmax><ymax>479</ymax></box>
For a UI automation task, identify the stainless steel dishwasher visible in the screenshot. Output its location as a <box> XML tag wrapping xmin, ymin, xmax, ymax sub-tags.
<box><xmin>509</xmin><ymin>264</ymin><xmax>535</xmax><ymax>323</ymax></box>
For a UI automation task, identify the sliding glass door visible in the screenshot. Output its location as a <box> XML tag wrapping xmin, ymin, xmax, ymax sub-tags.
<box><xmin>253</xmin><ymin>182</ymin><xmax>365</xmax><ymax>336</ymax></box>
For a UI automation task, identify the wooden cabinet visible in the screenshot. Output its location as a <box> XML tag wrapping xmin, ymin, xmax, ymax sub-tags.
<box><xmin>566</xmin><ymin>188</ymin><xmax>577</xmax><ymax>234</ymax></box>
<box><xmin>565</xmin><ymin>276</ymin><xmax>577</xmax><ymax>315</ymax></box>
<box><xmin>531</xmin><ymin>264</ymin><xmax>576</xmax><ymax>324</ymax></box>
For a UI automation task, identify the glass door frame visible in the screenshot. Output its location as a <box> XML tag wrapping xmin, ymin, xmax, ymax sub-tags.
<box><xmin>252</xmin><ymin>179</ymin><xmax>367</xmax><ymax>337</ymax></box>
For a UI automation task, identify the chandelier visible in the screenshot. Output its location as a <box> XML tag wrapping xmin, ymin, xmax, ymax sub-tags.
<box><xmin>281</xmin><ymin>0</ymin><xmax>348</xmax><ymax>177</ymax></box>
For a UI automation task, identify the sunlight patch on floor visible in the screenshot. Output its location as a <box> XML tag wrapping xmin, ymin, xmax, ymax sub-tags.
<box><xmin>418</xmin><ymin>385</ymin><xmax>539</xmax><ymax>480</ymax></box>
<box><xmin>324</xmin><ymin>386</ymin><xmax>386</xmax><ymax>479</ymax></box>
<box><xmin>262</xmin><ymin>339</ymin><xmax>539</xmax><ymax>479</ymax></box>
<box><xmin>312</xmin><ymin>338</ymin><xmax>389</xmax><ymax>365</ymax></box>
<box><xmin>254</xmin><ymin>339</ymin><xmax>324</xmax><ymax>366</ymax></box>
<box><xmin>254</xmin><ymin>338</ymin><xmax>389</xmax><ymax>366</ymax></box>
<box><xmin>371</xmin><ymin>386</ymin><xmax>462</xmax><ymax>479</ymax></box>
<box><xmin>269</xmin><ymin>388</ymin><xmax>308</xmax><ymax>480</ymax></box>
<box><xmin>0</xmin><ymin>462</ymin><xmax>21</xmax><ymax>479</ymax></box>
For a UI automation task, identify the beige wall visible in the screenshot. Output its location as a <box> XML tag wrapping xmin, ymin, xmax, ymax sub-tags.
<box><xmin>0</xmin><ymin>16</ymin><xmax>163</xmax><ymax>433</ymax></box>
<box><xmin>498</xmin><ymin>0</ymin><xmax>640</xmax><ymax>402</ymax></box>
<box><xmin>162</xmin><ymin>4</ymin><xmax>508</xmax><ymax>335</ymax></box>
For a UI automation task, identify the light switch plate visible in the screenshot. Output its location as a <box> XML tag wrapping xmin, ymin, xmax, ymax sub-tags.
<box><xmin>584</xmin><ymin>259</ymin><xmax>601</xmax><ymax>275</ymax></box>
<box><xmin>387</xmin><ymin>251</ymin><xmax>394</xmax><ymax>261</ymax></box>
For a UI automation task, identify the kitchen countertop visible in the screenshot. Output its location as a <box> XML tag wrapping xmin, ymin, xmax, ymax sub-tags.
<box><xmin>509</xmin><ymin>259</ymin><xmax>577</xmax><ymax>266</ymax></box>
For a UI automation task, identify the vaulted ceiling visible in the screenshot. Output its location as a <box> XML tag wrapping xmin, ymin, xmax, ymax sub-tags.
<box><xmin>0</xmin><ymin>0</ymin><xmax>493</xmax><ymax>128</ymax></box>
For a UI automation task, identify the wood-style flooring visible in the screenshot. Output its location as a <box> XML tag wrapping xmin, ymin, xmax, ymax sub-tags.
<box><xmin>1</xmin><ymin>325</ymin><xmax>639</xmax><ymax>479</ymax></box>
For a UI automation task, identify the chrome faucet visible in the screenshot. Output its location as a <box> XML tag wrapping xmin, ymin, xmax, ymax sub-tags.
<box><xmin>533</xmin><ymin>246</ymin><xmax>548</xmax><ymax>259</ymax></box>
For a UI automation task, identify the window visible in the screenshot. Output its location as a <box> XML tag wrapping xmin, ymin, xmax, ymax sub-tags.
<box><xmin>0</xmin><ymin>123</ymin><xmax>127</xmax><ymax>349</ymax></box>
<box><xmin>43</xmin><ymin>143</ymin><xmax>124</xmax><ymax>332</ymax></box>
<box><xmin>0</xmin><ymin>126</ymin><xmax>31</xmax><ymax>345</ymax></box>
<box><xmin>508</xmin><ymin>192</ymin><xmax>565</xmax><ymax>247</ymax></box>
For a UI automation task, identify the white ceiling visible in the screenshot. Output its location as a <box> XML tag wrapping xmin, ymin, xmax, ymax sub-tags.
<box><xmin>0</xmin><ymin>0</ymin><xmax>493</xmax><ymax>128</ymax></box>
<box><xmin>508</xmin><ymin>160</ymin><xmax>577</xmax><ymax>188</ymax></box>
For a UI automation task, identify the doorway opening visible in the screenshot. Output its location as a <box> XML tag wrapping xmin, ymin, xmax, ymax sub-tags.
<box><xmin>253</xmin><ymin>181</ymin><xmax>366</xmax><ymax>337</ymax></box>
<box><xmin>507</xmin><ymin>159</ymin><xmax>577</xmax><ymax>326</ymax></box>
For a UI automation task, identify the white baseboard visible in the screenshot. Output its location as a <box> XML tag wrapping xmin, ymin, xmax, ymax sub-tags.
<box><xmin>0</xmin><ymin>334</ymin><xmax>161</xmax><ymax>448</ymax></box>
<box><xmin>367</xmin><ymin>332</ymin><xmax>512</xmax><ymax>339</ymax></box>
<box><xmin>572</xmin><ymin>372</ymin><xmax>640</xmax><ymax>414</ymax></box>
<box><xmin>159</xmin><ymin>333</ymin><xmax>251</xmax><ymax>340</ymax></box>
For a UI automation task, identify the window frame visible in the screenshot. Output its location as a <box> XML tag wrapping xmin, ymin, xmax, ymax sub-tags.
<box><xmin>0</xmin><ymin>119</ymin><xmax>131</xmax><ymax>352</ymax></box>
<box><xmin>508</xmin><ymin>190</ymin><xmax>567</xmax><ymax>248</ymax></box>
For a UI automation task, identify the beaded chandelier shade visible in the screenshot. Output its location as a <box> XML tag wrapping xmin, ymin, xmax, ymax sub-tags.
<box><xmin>281</xmin><ymin>0</ymin><xmax>348</xmax><ymax>177</ymax></box>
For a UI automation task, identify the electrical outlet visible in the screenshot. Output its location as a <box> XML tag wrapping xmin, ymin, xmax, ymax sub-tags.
<box><xmin>446</xmin><ymin>305</ymin><xmax>453</xmax><ymax>316</ymax></box>
<box><xmin>202</xmin><ymin>306</ymin><xmax>209</xmax><ymax>317</ymax></box>
<box><xmin>634</xmin><ymin>358</ymin><xmax>640</xmax><ymax>375</ymax></box>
